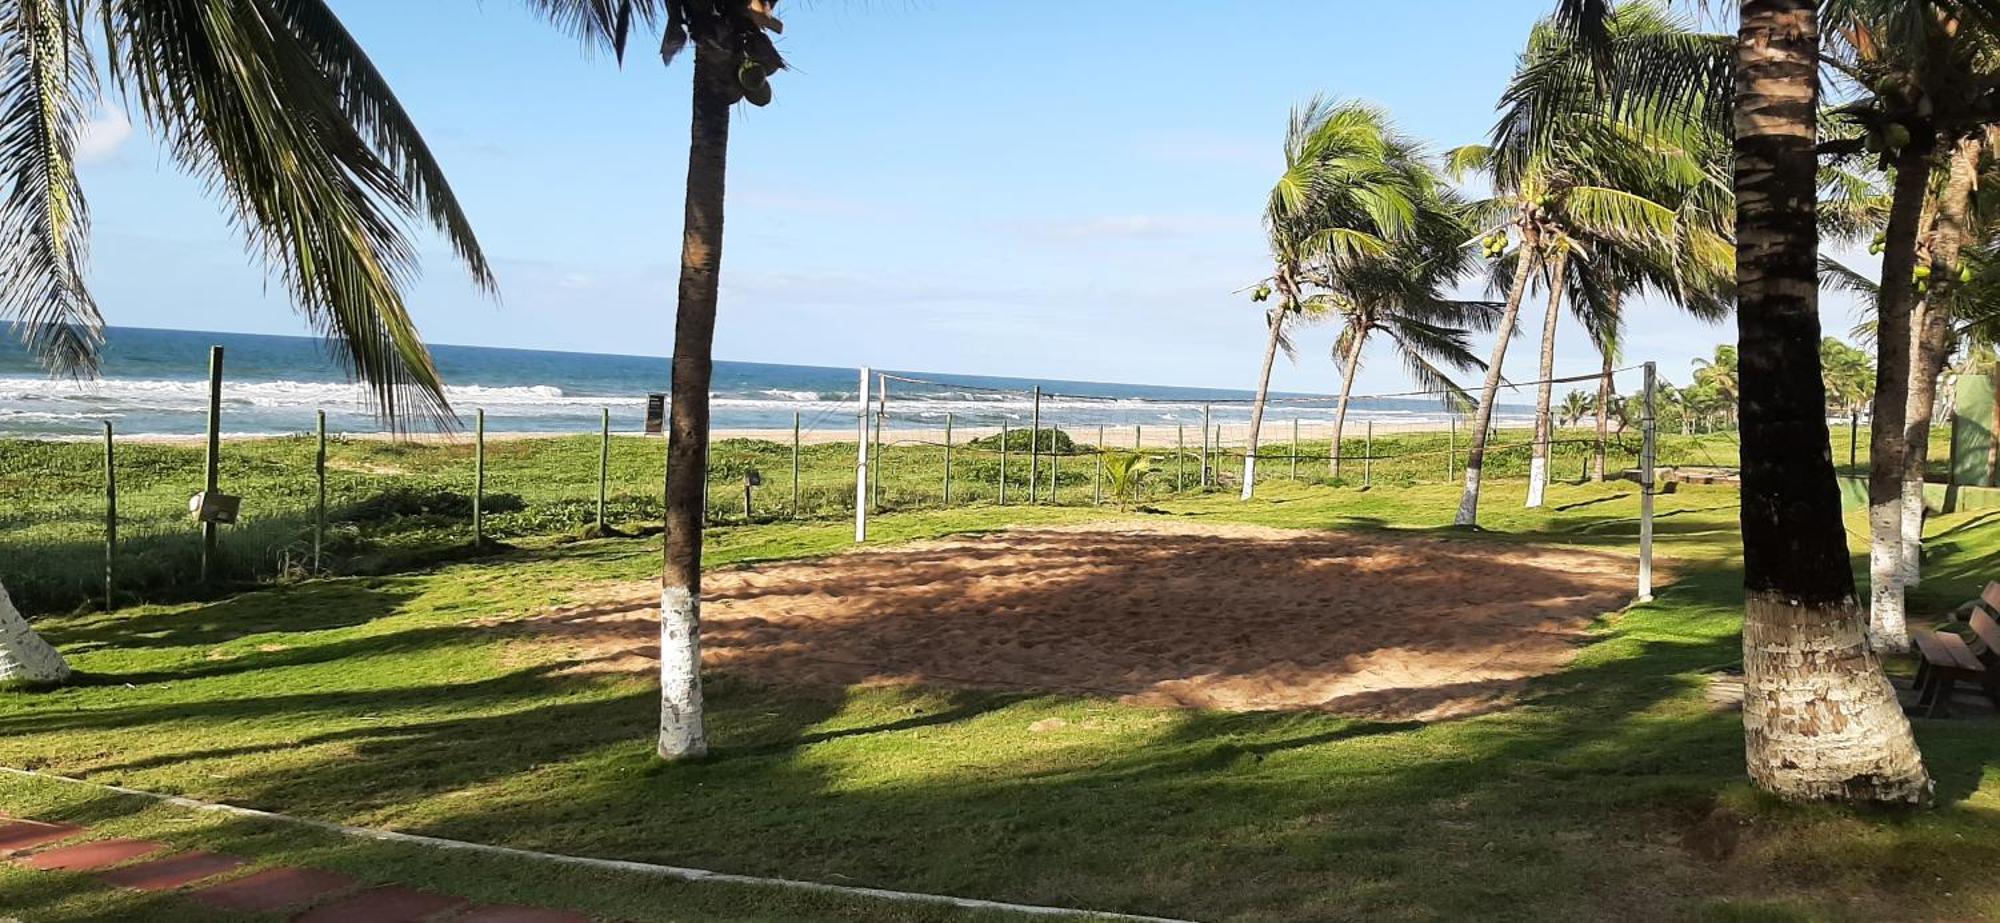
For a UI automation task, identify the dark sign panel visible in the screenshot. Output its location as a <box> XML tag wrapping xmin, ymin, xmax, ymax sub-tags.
<box><xmin>646</xmin><ymin>393</ymin><xmax>666</xmax><ymax>435</ymax></box>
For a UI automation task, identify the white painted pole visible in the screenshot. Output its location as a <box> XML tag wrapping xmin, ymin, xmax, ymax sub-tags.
<box><xmin>1638</xmin><ymin>361</ymin><xmax>1656</xmax><ymax>602</ymax></box>
<box><xmin>855</xmin><ymin>367</ymin><xmax>870</xmax><ymax>542</ymax></box>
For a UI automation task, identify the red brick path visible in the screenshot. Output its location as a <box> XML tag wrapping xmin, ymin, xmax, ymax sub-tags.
<box><xmin>2</xmin><ymin>812</ymin><xmax>597</xmax><ymax>922</ymax></box>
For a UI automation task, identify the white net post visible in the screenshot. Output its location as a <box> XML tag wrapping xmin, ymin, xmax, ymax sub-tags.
<box><xmin>854</xmin><ymin>366</ymin><xmax>870</xmax><ymax>542</ymax></box>
<box><xmin>1638</xmin><ymin>361</ymin><xmax>1656</xmax><ymax>602</ymax></box>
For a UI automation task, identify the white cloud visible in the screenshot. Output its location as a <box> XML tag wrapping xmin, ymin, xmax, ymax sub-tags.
<box><xmin>76</xmin><ymin>104</ymin><xmax>133</xmax><ymax>163</ymax></box>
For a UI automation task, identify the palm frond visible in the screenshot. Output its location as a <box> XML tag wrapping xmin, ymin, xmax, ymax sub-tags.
<box><xmin>105</xmin><ymin>0</ymin><xmax>452</xmax><ymax>425</ymax></box>
<box><xmin>0</xmin><ymin>0</ymin><xmax>100</xmax><ymax>376</ymax></box>
<box><xmin>269</xmin><ymin>0</ymin><xmax>496</xmax><ymax>291</ymax></box>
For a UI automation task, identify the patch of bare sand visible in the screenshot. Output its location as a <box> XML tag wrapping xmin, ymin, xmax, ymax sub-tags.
<box><xmin>505</xmin><ymin>520</ymin><xmax>1644</xmax><ymax>721</ymax></box>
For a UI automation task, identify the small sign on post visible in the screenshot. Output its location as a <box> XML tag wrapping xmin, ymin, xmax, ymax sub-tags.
<box><xmin>189</xmin><ymin>491</ymin><xmax>242</xmax><ymax>525</ymax></box>
<box><xmin>645</xmin><ymin>393</ymin><xmax>667</xmax><ymax>435</ymax></box>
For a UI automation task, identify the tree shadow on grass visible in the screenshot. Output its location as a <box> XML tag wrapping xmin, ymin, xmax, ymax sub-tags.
<box><xmin>6</xmin><ymin>525</ymin><xmax>2000</xmax><ymax>922</ymax></box>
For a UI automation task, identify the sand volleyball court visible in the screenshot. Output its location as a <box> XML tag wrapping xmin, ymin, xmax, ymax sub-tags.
<box><xmin>513</xmin><ymin>521</ymin><xmax>1640</xmax><ymax>721</ymax></box>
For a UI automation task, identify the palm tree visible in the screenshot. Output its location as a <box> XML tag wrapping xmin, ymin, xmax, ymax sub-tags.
<box><xmin>1730</xmin><ymin>0</ymin><xmax>1931</xmax><ymax>803</ymax></box>
<box><xmin>0</xmin><ymin>0</ymin><xmax>492</xmax><ymax>686</ymax></box>
<box><xmin>1819</xmin><ymin>336</ymin><xmax>1877</xmax><ymax>418</ymax></box>
<box><xmin>1690</xmin><ymin>344</ymin><xmax>1740</xmax><ymax>426</ymax></box>
<box><xmin>1819</xmin><ymin>130</ymin><xmax>1994</xmax><ymax>640</ymax></box>
<box><xmin>1322</xmin><ymin>188</ymin><xmax>1498</xmax><ymax>481</ymax></box>
<box><xmin>1449</xmin><ymin>4</ymin><xmax>1732</xmax><ymax>523</ymax></box>
<box><xmin>1817</xmin><ymin>1</ymin><xmax>2000</xmax><ymax>652</ymax></box>
<box><xmin>1481</xmin><ymin>2</ymin><xmax>1735</xmax><ymax>513</ymax></box>
<box><xmin>1243</xmin><ymin>99</ymin><xmax>1424</xmax><ymax>500</ymax></box>
<box><xmin>530</xmin><ymin>0</ymin><xmax>785</xmax><ymax>760</ymax></box>
<box><xmin>1554</xmin><ymin>0</ymin><xmax>1932</xmax><ymax>804</ymax></box>
<box><xmin>1560</xmin><ymin>389</ymin><xmax>1594</xmax><ymax>426</ymax></box>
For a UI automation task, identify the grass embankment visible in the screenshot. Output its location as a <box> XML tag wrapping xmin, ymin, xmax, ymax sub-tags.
<box><xmin>5</xmin><ymin>423</ymin><xmax>1915</xmax><ymax>615</ymax></box>
<box><xmin>2</xmin><ymin>475</ymin><xmax>1998</xmax><ymax>922</ymax></box>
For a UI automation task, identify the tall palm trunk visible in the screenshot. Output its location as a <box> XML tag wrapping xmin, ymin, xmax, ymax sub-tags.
<box><xmin>1456</xmin><ymin>238</ymin><xmax>1538</xmax><ymax>526</ymax></box>
<box><xmin>1526</xmin><ymin>249</ymin><xmax>1571</xmax><ymax>507</ymax></box>
<box><xmin>657</xmin><ymin>39</ymin><xmax>735</xmax><ymax>762</ymax></box>
<box><xmin>1864</xmin><ymin>140</ymin><xmax>1936</xmax><ymax>653</ymax></box>
<box><xmin>1240</xmin><ymin>304</ymin><xmax>1288</xmax><ymax>501</ymax></box>
<box><xmin>1734</xmin><ymin>0</ymin><xmax>1929</xmax><ymax>804</ymax></box>
<box><xmin>1900</xmin><ymin>139</ymin><xmax>1980</xmax><ymax>595</ymax></box>
<box><xmin>1330</xmin><ymin>327</ymin><xmax>1365</xmax><ymax>480</ymax></box>
<box><xmin>0</xmin><ymin>581</ymin><xmax>70</xmax><ymax>687</ymax></box>
<box><xmin>1593</xmin><ymin>343</ymin><xmax>1613</xmax><ymax>481</ymax></box>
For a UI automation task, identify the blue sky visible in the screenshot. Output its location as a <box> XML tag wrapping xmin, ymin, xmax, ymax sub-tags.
<box><xmin>73</xmin><ymin>0</ymin><xmax>1863</xmax><ymax>397</ymax></box>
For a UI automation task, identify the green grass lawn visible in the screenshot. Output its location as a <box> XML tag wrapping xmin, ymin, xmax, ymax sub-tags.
<box><xmin>3</xmin><ymin>472</ymin><xmax>1999</xmax><ymax>921</ymax></box>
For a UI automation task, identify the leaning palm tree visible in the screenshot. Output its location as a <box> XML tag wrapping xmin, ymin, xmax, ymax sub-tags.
<box><xmin>1322</xmin><ymin>188</ymin><xmax>1498</xmax><ymax>479</ymax></box>
<box><xmin>528</xmin><ymin>0</ymin><xmax>784</xmax><ymax>761</ymax></box>
<box><xmin>0</xmin><ymin>0</ymin><xmax>492</xmax><ymax>686</ymax></box>
<box><xmin>1469</xmin><ymin>1</ymin><xmax>1735</xmax><ymax>514</ymax></box>
<box><xmin>1242</xmin><ymin>99</ymin><xmax>1423</xmax><ymax>500</ymax></box>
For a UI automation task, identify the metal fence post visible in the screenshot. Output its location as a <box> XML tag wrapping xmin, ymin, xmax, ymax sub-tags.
<box><xmin>1201</xmin><ymin>404</ymin><xmax>1212</xmax><ymax>489</ymax></box>
<box><xmin>199</xmin><ymin>345</ymin><xmax>223</xmax><ymax>584</ymax></box>
<box><xmin>1050</xmin><ymin>426</ymin><xmax>1061</xmax><ymax>504</ymax></box>
<box><xmin>597</xmin><ymin>407</ymin><xmax>610</xmax><ymax>534</ymax></box>
<box><xmin>1030</xmin><ymin>386</ymin><xmax>1042</xmax><ymax>504</ymax></box>
<box><xmin>943</xmin><ymin>412</ymin><xmax>954</xmax><ymax>506</ymax></box>
<box><xmin>1639</xmin><ymin>361</ymin><xmax>1657</xmax><ymax>602</ymax></box>
<box><xmin>1364</xmin><ymin>420</ymin><xmax>1373</xmax><ymax>489</ymax></box>
<box><xmin>1291</xmin><ymin>417</ymin><xmax>1300</xmax><ymax>482</ymax></box>
<box><xmin>474</xmin><ymin>408</ymin><xmax>486</xmax><ymax>546</ymax></box>
<box><xmin>315</xmin><ymin>410</ymin><xmax>326</xmax><ymax>571</ymax></box>
<box><xmin>1000</xmin><ymin>420</ymin><xmax>1010</xmax><ymax>506</ymax></box>
<box><xmin>1094</xmin><ymin>424</ymin><xmax>1105</xmax><ymax>506</ymax></box>
<box><xmin>1448</xmin><ymin>414</ymin><xmax>1457</xmax><ymax>480</ymax></box>
<box><xmin>103</xmin><ymin>420</ymin><xmax>115</xmax><ymax>609</ymax></box>
<box><xmin>854</xmin><ymin>367</ymin><xmax>870</xmax><ymax>541</ymax></box>
<box><xmin>1176</xmin><ymin>424</ymin><xmax>1185</xmax><ymax>492</ymax></box>
<box><xmin>793</xmin><ymin>410</ymin><xmax>802</xmax><ymax>517</ymax></box>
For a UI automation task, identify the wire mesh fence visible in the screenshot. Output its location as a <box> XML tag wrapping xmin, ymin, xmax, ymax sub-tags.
<box><xmin>1</xmin><ymin>360</ymin><xmax>1779</xmax><ymax>616</ymax></box>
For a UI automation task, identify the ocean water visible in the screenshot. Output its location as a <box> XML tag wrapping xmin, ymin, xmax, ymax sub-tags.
<box><xmin>0</xmin><ymin>327</ymin><xmax>1517</xmax><ymax>438</ymax></box>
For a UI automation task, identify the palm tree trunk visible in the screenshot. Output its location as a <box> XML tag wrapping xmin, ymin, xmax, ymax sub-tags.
<box><xmin>1527</xmin><ymin>249</ymin><xmax>1571</xmax><ymax>508</ymax></box>
<box><xmin>1456</xmin><ymin>240</ymin><xmax>1538</xmax><ymax>526</ymax></box>
<box><xmin>1593</xmin><ymin>346</ymin><xmax>1613</xmax><ymax>481</ymax></box>
<box><xmin>657</xmin><ymin>39</ymin><xmax>735</xmax><ymax>762</ymax></box>
<box><xmin>1734</xmin><ymin>0</ymin><xmax>1928</xmax><ymax>804</ymax></box>
<box><xmin>1330</xmin><ymin>327</ymin><xmax>1365</xmax><ymax>481</ymax></box>
<box><xmin>0</xmin><ymin>581</ymin><xmax>70</xmax><ymax>687</ymax></box>
<box><xmin>1864</xmin><ymin>139</ymin><xmax>1936</xmax><ymax>654</ymax></box>
<box><xmin>1900</xmin><ymin>139</ymin><xmax>1980</xmax><ymax>595</ymax></box>
<box><xmin>1240</xmin><ymin>305</ymin><xmax>1287</xmax><ymax>501</ymax></box>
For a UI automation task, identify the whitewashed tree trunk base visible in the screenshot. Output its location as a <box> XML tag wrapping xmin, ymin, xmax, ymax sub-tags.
<box><xmin>0</xmin><ymin>581</ymin><xmax>71</xmax><ymax>687</ymax></box>
<box><xmin>1455</xmin><ymin>468</ymin><xmax>1482</xmax><ymax>526</ymax></box>
<box><xmin>1239</xmin><ymin>457</ymin><xmax>1256</xmax><ymax>501</ymax></box>
<box><xmin>1898</xmin><ymin>478</ymin><xmax>1924</xmax><ymax>591</ymax></box>
<box><xmin>1526</xmin><ymin>456</ymin><xmax>1548</xmax><ymax>508</ymax></box>
<box><xmin>658</xmin><ymin>585</ymin><xmax>708</xmax><ymax>761</ymax></box>
<box><xmin>1868</xmin><ymin>501</ymin><xmax>1910</xmax><ymax>653</ymax></box>
<box><xmin>1742</xmin><ymin>591</ymin><xmax>1930</xmax><ymax>804</ymax></box>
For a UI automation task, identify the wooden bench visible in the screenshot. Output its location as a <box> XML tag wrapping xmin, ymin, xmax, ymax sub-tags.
<box><xmin>1913</xmin><ymin>609</ymin><xmax>2000</xmax><ymax>717</ymax></box>
<box><xmin>1977</xmin><ymin>581</ymin><xmax>2000</xmax><ymax>619</ymax></box>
